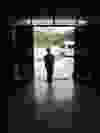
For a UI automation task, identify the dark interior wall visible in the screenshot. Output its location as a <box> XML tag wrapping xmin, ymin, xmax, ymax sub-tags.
<box><xmin>8</xmin><ymin>16</ymin><xmax>27</xmax><ymax>25</ymax></box>
<box><xmin>8</xmin><ymin>16</ymin><xmax>16</xmax><ymax>25</ymax></box>
<box><xmin>15</xmin><ymin>25</ymin><xmax>33</xmax><ymax>81</ymax></box>
<box><xmin>8</xmin><ymin>24</ymin><xmax>36</xmax><ymax>133</ymax></box>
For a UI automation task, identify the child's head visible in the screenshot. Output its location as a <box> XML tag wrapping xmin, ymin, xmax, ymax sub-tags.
<box><xmin>46</xmin><ymin>48</ymin><xmax>50</xmax><ymax>53</ymax></box>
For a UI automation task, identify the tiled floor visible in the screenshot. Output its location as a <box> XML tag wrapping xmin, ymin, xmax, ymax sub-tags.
<box><xmin>34</xmin><ymin>78</ymin><xmax>74</xmax><ymax>105</ymax></box>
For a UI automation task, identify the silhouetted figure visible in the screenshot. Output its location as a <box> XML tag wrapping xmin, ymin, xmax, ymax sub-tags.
<box><xmin>44</xmin><ymin>48</ymin><xmax>55</xmax><ymax>97</ymax></box>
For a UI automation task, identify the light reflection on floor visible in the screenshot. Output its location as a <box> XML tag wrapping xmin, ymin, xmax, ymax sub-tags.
<box><xmin>34</xmin><ymin>78</ymin><xmax>74</xmax><ymax>108</ymax></box>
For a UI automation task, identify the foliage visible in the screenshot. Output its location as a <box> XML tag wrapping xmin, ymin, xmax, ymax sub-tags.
<box><xmin>33</xmin><ymin>32</ymin><xmax>64</xmax><ymax>48</ymax></box>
